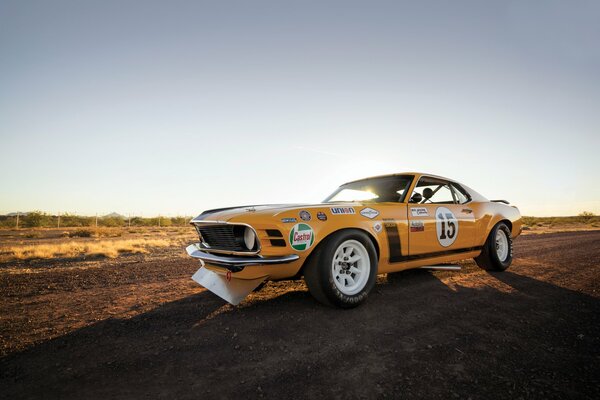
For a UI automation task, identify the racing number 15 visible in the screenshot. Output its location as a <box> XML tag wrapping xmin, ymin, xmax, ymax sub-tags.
<box><xmin>438</xmin><ymin>213</ymin><xmax>456</xmax><ymax>240</ymax></box>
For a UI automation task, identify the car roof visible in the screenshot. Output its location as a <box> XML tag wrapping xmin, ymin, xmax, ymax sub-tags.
<box><xmin>342</xmin><ymin>172</ymin><xmax>456</xmax><ymax>185</ymax></box>
<box><xmin>341</xmin><ymin>172</ymin><xmax>489</xmax><ymax>202</ymax></box>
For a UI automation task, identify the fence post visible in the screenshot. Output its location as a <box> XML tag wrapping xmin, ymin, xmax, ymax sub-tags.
<box><xmin>16</xmin><ymin>212</ymin><xmax>19</xmax><ymax>230</ymax></box>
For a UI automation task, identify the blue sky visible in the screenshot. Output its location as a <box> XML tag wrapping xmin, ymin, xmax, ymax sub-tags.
<box><xmin>1</xmin><ymin>0</ymin><xmax>598</xmax><ymax>217</ymax></box>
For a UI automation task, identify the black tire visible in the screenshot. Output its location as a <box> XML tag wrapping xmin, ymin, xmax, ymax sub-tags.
<box><xmin>304</xmin><ymin>229</ymin><xmax>378</xmax><ymax>308</ymax></box>
<box><xmin>475</xmin><ymin>222</ymin><xmax>513</xmax><ymax>271</ymax></box>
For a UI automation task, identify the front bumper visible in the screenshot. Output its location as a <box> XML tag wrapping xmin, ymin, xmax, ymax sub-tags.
<box><xmin>186</xmin><ymin>243</ymin><xmax>299</xmax><ymax>272</ymax></box>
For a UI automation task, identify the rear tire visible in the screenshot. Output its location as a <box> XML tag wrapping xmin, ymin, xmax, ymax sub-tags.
<box><xmin>475</xmin><ymin>222</ymin><xmax>513</xmax><ymax>271</ymax></box>
<box><xmin>304</xmin><ymin>230</ymin><xmax>378</xmax><ymax>308</ymax></box>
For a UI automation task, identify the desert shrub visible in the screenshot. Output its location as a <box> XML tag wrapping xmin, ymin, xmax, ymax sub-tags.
<box><xmin>69</xmin><ymin>229</ymin><xmax>94</xmax><ymax>238</ymax></box>
<box><xmin>69</xmin><ymin>228</ymin><xmax>122</xmax><ymax>238</ymax></box>
<box><xmin>23</xmin><ymin>232</ymin><xmax>41</xmax><ymax>239</ymax></box>
<box><xmin>577</xmin><ymin>211</ymin><xmax>595</xmax><ymax>223</ymax></box>
<box><xmin>22</xmin><ymin>211</ymin><xmax>53</xmax><ymax>228</ymax></box>
<box><xmin>521</xmin><ymin>216</ymin><xmax>536</xmax><ymax>226</ymax></box>
<box><xmin>130</xmin><ymin>217</ymin><xmax>152</xmax><ymax>227</ymax></box>
<box><xmin>60</xmin><ymin>214</ymin><xmax>93</xmax><ymax>227</ymax></box>
<box><xmin>0</xmin><ymin>216</ymin><xmax>18</xmax><ymax>228</ymax></box>
<box><xmin>95</xmin><ymin>228</ymin><xmax>122</xmax><ymax>238</ymax></box>
<box><xmin>100</xmin><ymin>216</ymin><xmax>124</xmax><ymax>227</ymax></box>
<box><xmin>170</xmin><ymin>216</ymin><xmax>190</xmax><ymax>226</ymax></box>
<box><xmin>158</xmin><ymin>217</ymin><xmax>172</xmax><ymax>227</ymax></box>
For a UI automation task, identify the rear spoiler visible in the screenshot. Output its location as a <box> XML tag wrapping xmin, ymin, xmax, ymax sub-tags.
<box><xmin>491</xmin><ymin>199</ymin><xmax>510</xmax><ymax>204</ymax></box>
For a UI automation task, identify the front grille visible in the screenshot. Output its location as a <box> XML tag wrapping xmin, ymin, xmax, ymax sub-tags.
<box><xmin>196</xmin><ymin>224</ymin><xmax>246</xmax><ymax>252</ymax></box>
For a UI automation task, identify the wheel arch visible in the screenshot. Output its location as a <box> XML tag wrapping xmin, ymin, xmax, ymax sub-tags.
<box><xmin>298</xmin><ymin>227</ymin><xmax>380</xmax><ymax>276</ymax></box>
<box><xmin>482</xmin><ymin>216</ymin><xmax>513</xmax><ymax>242</ymax></box>
<box><xmin>499</xmin><ymin>218</ymin><xmax>512</xmax><ymax>232</ymax></box>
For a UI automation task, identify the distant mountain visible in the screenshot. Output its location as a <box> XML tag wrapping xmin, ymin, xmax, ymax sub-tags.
<box><xmin>103</xmin><ymin>212</ymin><xmax>125</xmax><ymax>219</ymax></box>
<box><xmin>4</xmin><ymin>212</ymin><xmax>28</xmax><ymax>217</ymax></box>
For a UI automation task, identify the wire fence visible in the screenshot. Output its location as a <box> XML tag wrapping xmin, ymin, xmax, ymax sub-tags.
<box><xmin>0</xmin><ymin>212</ymin><xmax>194</xmax><ymax>229</ymax></box>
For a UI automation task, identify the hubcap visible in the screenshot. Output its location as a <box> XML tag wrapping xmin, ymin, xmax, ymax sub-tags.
<box><xmin>331</xmin><ymin>240</ymin><xmax>370</xmax><ymax>296</ymax></box>
<box><xmin>495</xmin><ymin>229</ymin><xmax>509</xmax><ymax>262</ymax></box>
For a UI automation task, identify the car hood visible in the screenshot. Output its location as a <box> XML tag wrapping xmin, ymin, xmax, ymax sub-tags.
<box><xmin>191</xmin><ymin>203</ymin><xmax>363</xmax><ymax>222</ymax></box>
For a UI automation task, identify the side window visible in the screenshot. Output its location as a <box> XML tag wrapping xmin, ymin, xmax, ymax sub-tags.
<box><xmin>410</xmin><ymin>177</ymin><xmax>457</xmax><ymax>204</ymax></box>
<box><xmin>450</xmin><ymin>183</ymin><xmax>471</xmax><ymax>204</ymax></box>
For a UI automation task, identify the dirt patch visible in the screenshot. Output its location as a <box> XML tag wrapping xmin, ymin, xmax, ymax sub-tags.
<box><xmin>1</xmin><ymin>231</ymin><xmax>599</xmax><ymax>399</ymax></box>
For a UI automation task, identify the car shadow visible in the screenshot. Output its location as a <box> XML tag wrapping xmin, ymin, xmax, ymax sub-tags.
<box><xmin>1</xmin><ymin>269</ymin><xmax>598</xmax><ymax>400</ymax></box>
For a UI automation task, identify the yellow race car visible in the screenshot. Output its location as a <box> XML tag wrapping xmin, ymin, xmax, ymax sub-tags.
<box><xmin>187</xmin><ymin>172</ymin><xmax>522</xmax><ymax>308</ymax></box>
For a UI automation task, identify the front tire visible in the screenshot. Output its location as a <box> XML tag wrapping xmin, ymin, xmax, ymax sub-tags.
<box><xmin>475</xmin><ymin>222</ymin><xmax>513</xmax><ymax>271</ymax></box>
<box><xmin>304</xmin><ymin>230</ymin><xmax>378</xmax><ymax>308</ymax></box>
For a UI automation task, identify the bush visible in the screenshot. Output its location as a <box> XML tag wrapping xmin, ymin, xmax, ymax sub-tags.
<box><xmin>60</xmin><ymin>214</ymin><xmax>93</xmax><ymax>227</ymax></box>
<box><xmin>22</xmin><ymin>211</ymin><xmax>53</xmax><ymax>228</ymax></box>
<box><xmin>0</xmin><ymin>216</ymin><xmax>17</xmax><ymax>228</ymax></box>
<box><xmin>69</xmin><ymin>228</ymin><xmax>122</xmax><ymax>238</ymax></box>
<box><xmin>579</xmin><ymin>211</ymin><xmax>595</xmax><ymax>217</ymax></box>
<box><xmin>100</xmin><ymin>217</ymin><xmax>124</xmax><ymax>227</ymax></box>
<box><xmin>69</xmin><ymin>229</ymin><xmax>94</xmax><ymax>238</ymax></box>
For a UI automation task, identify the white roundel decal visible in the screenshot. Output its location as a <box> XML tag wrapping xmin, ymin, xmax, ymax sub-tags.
<box><xmin>435</xmin><ymin>207</ymin><xmax>458</xmax><ymax>247</ymax></box>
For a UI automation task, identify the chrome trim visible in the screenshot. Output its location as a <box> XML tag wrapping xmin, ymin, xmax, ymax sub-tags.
<box><xmin>419</xmin><ymin>265</ymin><xmax>462</xmax><ymax>271</ymax></box>
<box><xmin>186</xmin><ymin>244</ymin><xmax>299</xmax><ymax>270</ymax></box>
<box><xmin>190</xmin><ymin>220</ymin><xmax>261</xmax><ymax>255</ymax></box>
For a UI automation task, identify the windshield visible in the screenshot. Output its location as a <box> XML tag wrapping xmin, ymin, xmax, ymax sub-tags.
<box><xmin>323</xmin><ymin>175</ymin><xmax>414</xmax><ymax>203</ymax></box>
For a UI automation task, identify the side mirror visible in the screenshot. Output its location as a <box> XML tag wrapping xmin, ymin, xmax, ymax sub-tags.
<box><xmin>409</xmin><ymin>192</ymin><xmax>423</xmax><ymax>203</ymax></box>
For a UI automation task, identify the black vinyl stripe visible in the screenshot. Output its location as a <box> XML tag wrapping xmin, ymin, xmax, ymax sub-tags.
<box><xmin>383</xmin><ymin>219</ymin><xmax>404</xmax><ymax>263</ymax></box>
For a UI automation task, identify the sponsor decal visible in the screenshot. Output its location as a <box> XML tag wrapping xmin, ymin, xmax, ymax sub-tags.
<box><xmin>317</xmin><ymin>212</ymin><xmax>327</xmax><ymax>221</ymax></box>
<box><xmin>299</xmin><ymin>210</ymin><xmax>311</xmax><ymax>221</ymax></box>
<box><xmin>289</xmin><ymin>223</ymin><xmax>315</xmax><ymax>251</ymax></box>
<box><xmin>360</xmin><ymin>207</ymin><xmax>379</xmax><ymax>219</ymax></box>
<box><xmin>411</xmin><ymin>207</ymin><xmax>429</xmax><ymax>217</ymax></box>
<box><xmin>373</xmin><ymin>222</ymin><xmax>383</xmax><ymax>234</ymax></box>
<box><xmin>410</xmin><ymin>220</ymin><xmax>425</xmax><ymax>232</ymax></box>
<box><xmin>435</xmin><ymin>207</ymin><xmax>459</xmax><ymax>247</ymax></box>
<box><xmin>281</xmin><ymin>217</ymin><xmax>297</xmax><ymax>223</ymax></box>
<box><xmin>245</xmin><ymin>207</ymin><xmax>256</xmax><ymax>212</ymax></box>
<box><xmin>330</xmin><ymin>207</ymin><xmax>355</xmax><ymax>215</ymax></box>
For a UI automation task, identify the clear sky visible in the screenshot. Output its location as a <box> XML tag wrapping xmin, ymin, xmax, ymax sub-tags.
<box><xmin>1</xmin><ymin>0</ymin><xmax>598</xmax><ymax>217</ymax></box>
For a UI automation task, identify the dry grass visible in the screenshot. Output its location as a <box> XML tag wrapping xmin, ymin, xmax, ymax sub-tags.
<box><xmin>2</xmin><ymin>238</ymin><xmax>173</xmax><ymax>261</ymax></box>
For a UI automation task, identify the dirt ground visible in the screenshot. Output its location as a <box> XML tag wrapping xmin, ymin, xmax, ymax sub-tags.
<box><xmin>1</xmin><ymin>230</ymin><xmax>599</xmax><ymax>399</ymax></box>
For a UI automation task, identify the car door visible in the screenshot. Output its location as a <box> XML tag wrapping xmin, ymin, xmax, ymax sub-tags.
<box><xmin>407</xmin><ymin>177</ymin><xmax>475</xmax><ymax>256</ymax></box>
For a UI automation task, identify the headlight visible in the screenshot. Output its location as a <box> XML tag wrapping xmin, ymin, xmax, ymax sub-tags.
<box><xmin>243</xmin><ymin>227</ymin><xmax>256</xmax><ymax>250</ymax></box>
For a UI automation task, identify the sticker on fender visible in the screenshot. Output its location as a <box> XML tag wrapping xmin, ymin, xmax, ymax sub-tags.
<box><xmin>289</xmin><ymin>223</ymin><xmax>315</xmax><ymax>251</ymax></box>
<box><xmin>360</xmin><ymin>207</ymin><xmax>379</xmax><ymax>219</ymax></box>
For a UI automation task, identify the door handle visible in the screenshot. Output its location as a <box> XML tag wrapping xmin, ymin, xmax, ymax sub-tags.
<box><xmin>462</xmin><ymin>208</ymin><xmax>473</xmax><ymax>214</ymax></box>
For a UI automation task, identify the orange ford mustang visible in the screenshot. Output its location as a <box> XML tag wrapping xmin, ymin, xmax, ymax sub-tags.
<box><xmin>187</xmin><ymin>172</ymin><xmax>522</xmax><ymax>308</ymax></box>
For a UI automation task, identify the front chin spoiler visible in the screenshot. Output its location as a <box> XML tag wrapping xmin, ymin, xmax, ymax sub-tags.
<box><xmin>192</xmin><ymin>267</ymin><xmax>266</xmax><ymax>305</ymax></box>
<box><xmin>186</xmin><ymin>243</ymin><xmax>299</xmax><ymax>272</ymax></box>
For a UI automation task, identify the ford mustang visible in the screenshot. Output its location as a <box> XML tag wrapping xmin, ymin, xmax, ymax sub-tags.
<box><xmin>186</xmin><ymin>172</ymin><xmax>522</xmax><ymax>308</ymax></box>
